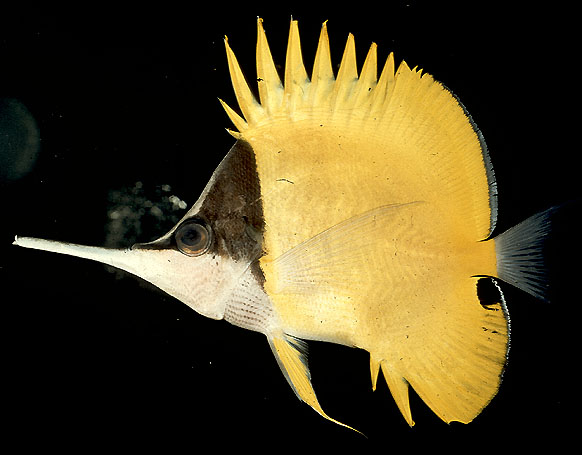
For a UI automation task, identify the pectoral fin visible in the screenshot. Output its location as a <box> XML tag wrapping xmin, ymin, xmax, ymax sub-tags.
<box><xmin>271</xmin><ymin>202</ymin><xmax>421</xmax><ymax>295</ymax></box>
<box><xmin>268</xmin><ymin>333</ymin><xmax>361</xmax><ymax>434</ymax></box>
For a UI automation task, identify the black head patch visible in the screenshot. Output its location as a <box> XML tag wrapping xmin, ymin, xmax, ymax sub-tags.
<box><xmin>196</xmin><ymin>139</ymin><xmax>264</xmax><ymax>261</ymax></box>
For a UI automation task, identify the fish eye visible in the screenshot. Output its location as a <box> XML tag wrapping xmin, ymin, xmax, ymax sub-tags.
<box><xmin>174</xmin><ymin>221</ymin><xmax>212</xmax><ymax>256</ymax></box>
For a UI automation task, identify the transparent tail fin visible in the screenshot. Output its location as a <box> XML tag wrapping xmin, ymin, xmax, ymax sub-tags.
<box><xmin>494</xmin><ymin>206</ymin><xmax>557</xmax><ymax>302</ymax></box>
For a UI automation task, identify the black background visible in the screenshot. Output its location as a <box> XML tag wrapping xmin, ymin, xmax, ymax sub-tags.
<box><xmin>1</xmin><ymin>2</ymin><xmax>578</xmax><ymax>450</ymax></box>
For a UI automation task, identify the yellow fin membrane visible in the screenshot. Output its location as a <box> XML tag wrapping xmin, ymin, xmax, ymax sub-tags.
<box><xmin>268</xmin><ymin>334</ymin><xmax>363</xmax><ymax>435</ymax></box>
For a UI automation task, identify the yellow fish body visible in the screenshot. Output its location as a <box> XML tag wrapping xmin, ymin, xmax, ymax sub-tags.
<box><xmin>13</xmin><ymin>19</ymin><xmax>554</xmax><ymax>430</ymax></box>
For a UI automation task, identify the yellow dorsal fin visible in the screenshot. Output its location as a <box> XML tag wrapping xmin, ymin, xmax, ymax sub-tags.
<box><xmin>284</xmin><ymin>20</ymin><xmax>309</xmax><ymax>114</ymax></box>
<box><xmin>256</xmin><ymin>18</ymin><xmax>283</xmax><ymax>116</ymax></box>
<box><xmin>332</xmin><ymin>33</ymin><xmax>357</xmax><ymax>109</ymax></box>
<box><xmin>353</xmin><ymin>42</ymin><xmax>377</xmax><ymax>107</ymax></box>
<box><xmin>223</xmin><ymin>36</ymin><xmax>256</xmax><ymax>129</ymax></box>
<box><xmin>309</xmin><ymin>21</ymin><xmax>334</xmax><ymax>107</ymax></box>
<box><xmin>268</xmin><ymin>333</ymin><xmax>362</xmax><ymax>435</ymax></box>
<box><xmin>222</xmin><ymin>18</ymin><xmax>497</xmax><ymax>243</ymax></box>
<box><xmin>369</xmin><ymin>51</ymin><xmax>395</xmax><ymax>114</ymax></box>
<box><xmin>217</xmin><ymin>97</ymin><xmax>247</xmax><ymax>134</ymax></box>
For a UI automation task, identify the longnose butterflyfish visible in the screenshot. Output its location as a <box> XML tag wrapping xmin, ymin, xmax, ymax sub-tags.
<box><xmin>13</xmin><ymin>19</ymin><xmax>555</xmax><ymax>430</ymax></box>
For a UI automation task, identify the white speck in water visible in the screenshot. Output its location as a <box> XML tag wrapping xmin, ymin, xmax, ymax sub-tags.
<box><xmin>168</xmin><ymin>194</ymin><xmax>187</xmax><ymax>210</ymax></box>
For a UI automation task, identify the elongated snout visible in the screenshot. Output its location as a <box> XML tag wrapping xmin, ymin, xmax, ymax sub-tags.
<box><xmin>12</xmin><ymin>235</ymin><xmax>247</xmax><ymax>321</ymax></box>
<box><xmin>13</xmin><ymin>236</ymin><xmax>137</xmax><ymax>272</ymax></box>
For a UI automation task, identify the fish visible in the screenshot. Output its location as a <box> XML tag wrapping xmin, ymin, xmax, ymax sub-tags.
<box><xmin>12</xmin><ymin>18</ymin><xmax>556</xmax><ymax>430</ymax></box>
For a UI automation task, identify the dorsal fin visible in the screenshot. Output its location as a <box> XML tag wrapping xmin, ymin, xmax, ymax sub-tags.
<box><xmin>221</xmin><ymin>18</ymin><xmax>497</xmax><ymax>248</ymax></box>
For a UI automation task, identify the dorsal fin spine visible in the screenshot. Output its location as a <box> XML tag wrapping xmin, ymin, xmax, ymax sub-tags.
<box><xmin>309</xmin><ymin>21</ymin><xmax>334</xmax><ymax>109</ymax></box>
<box><xmin>221</xmin><ymin>19</ymin><xmax>410</xmax><ymax>132</ymax></box>
<box><xmin>218</xmin><ymin>98</ymin><xmax>248</xmax><ymax>133</ymax></box>
<box><xmin>370</xmin><ymin>51</ymin><xmax>395</xmax><ymax>115</ymax></box>
<box><xmin>224</xmin><ymin>36</ymin><xmax>262</xmax><ymax>127</ymax></box>
<box><xmin>332</xmin><ymin>33</ymin><xmax>358</xmax><ymax>110</ymax></box>
<box><xmin>284</xmin><ymin>20</ymin><xmax>309</xmax><ymax>116</ymax></box>
<box><xmin>352</xmin><ymin>43</ymin><xmax>378</xmax><ymax>108</ymax></box>
<box><xmin>256</xmin><ymin>18</ymin><xmax>283</xmax><ymax>116</ymax></box>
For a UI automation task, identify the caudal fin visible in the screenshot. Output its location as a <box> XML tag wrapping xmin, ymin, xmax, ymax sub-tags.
<box><xmin>494</xmin><ymin>206</ymin><xmax>557</xmax><ymax>302</ymax></box>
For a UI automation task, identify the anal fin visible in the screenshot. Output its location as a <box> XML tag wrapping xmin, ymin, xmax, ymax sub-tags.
<box><xmin>370</xmin><ymin>355</ymin><xmax>381</xmax><ymax>391</ymax></box>
<box><xmin>380</xmin><ymin>361</ymin><xmax>414</xmax><ymax>427</ymax></box>
<box><xmin>268</xmin><ymin>333</ymin><xmax>362</xmax><ymax>434</ymax></box>
<box><xmin>370</xmin><ymin>354</ymin><xmax>414</xmax><ymax>426</ymax></box>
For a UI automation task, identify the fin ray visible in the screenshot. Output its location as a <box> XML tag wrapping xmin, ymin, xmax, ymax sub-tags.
<box><xmin>256</xmin><ymin>18</ymin><xmax>283</xmax><ymax>115</ymax></box>
<box><xmin>268</xmin><ymin>333</ymin><xmax>361</xmax><ymax>433</ymax></box>
<box><xmin>370</xmin><ymin>52</ymin><xmax>395</xmax><ymax>114</ymax></box>
<box><xmin>369</xmin><ymin>354</ymin><xmax>381</xmax><ymax>391</ymax></box>
<box><xmin>284</xmin><ymin>20</ymin><xmax>309</xmax><ymax>113</ymax></box>
<box><xmin>333</xmin><ymin>33</ymin><xmax>358</xmax><ymax>109</ymax></box>
<box><xmin>218</xmin><ymin>98</ymin><xmax>248</xmax><ymax>132</ymax></box>
<box><xmin>381</xmin><ymin>362</ymin><xmax>414</xmax><ymax>426</ymax></box>
<box><xmin>271</xmin><ymin>202</ymin><xmax>421</xmax><ymax>294</ymax></box>
<box><xmin>495</xmin><ymin>206</ymin><xmax>557</xmax><ymax>301</ymax></box>
<box><xmin>353</xmin><ymin>43</ymin><xmax>378</xmax><ymax>107</ymax></box>
<box><xmin>309</xmin><ymin>21</ymin><xmax>334</xmax><ymax>107</ymax></box>
<box><xmin>224</xmin><ymin>36</ymin><xmax>262</xmax><ymax>126</ymax></box>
